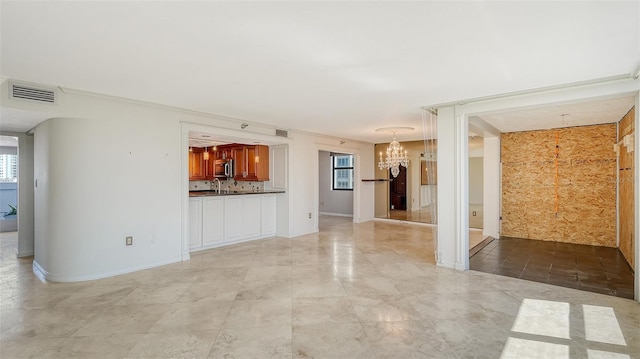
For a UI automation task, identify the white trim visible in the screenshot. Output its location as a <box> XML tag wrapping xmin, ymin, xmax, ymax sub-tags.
<box><xmin>181</xmin><ymin>125</ymin><xmax>191</xmax><ymax>262</ymax></box>
<box><xmin>17</xmin><ymin>250</ymin><xmax>33</xmax><ymax>257</ymax></box>
<box><xmin>32</xmin><ymin>257</ymin><xmax>182</xmax><ymax>283</ymax></box>
<box><xmin>422</xmin><ymin>74</ymin><xmax>636</xmax><ymax>110</ymax></box>
<box><xmin>455</xmin><ymin>111</ymin><xmax>470</xmax><ymax>271</ymax></box>
<box><xmin>314</xmin><ymin>144</ymin><xmax>360</xmax><ymax>229</ymax></box>
<box><xmin>319</xmin><ymin>212</ymin><xmax>353</xmax><ymax>218</ymax></box>
<box><xmin>437</xmin><ymin>260</ymin><xmax>458</xmax><ymax>269</ymax></box>
<box><xmin>373</xmin><ymin>217</ymin><xmax>436</xmax><ymax>228</ymax></box>
<box><xmin>189</xmin><ymin>234</ymin><xmax>279</xmax><ymax>253</ymax></box>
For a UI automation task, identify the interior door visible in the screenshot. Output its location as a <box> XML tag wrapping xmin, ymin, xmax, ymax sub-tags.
<box><xmin>389</xmin><ymin>166</ymin><xmax>407</xmax><ymax>210</ymax></box>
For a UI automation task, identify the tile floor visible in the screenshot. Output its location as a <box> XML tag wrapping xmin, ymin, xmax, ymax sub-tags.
<box><xmin>470</xmin><ymin>237</ymin><xmax>635</xmax><ymax>300</ymax></box>
<box><xmin>1</xmin><ymin>217</ymin><xmax>639</xmax><ymax>358</ymax></box>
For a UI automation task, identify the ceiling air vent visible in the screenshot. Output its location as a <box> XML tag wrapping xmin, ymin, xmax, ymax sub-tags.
<box><xmin>10</xmin><ymin>83</ymin><xmax>56</xmax><ymax>104</ymax></box>
<box><xmin>275</xmin><ymin>129</ymin><xmax>288</xmax><ymax>138</ymax></box>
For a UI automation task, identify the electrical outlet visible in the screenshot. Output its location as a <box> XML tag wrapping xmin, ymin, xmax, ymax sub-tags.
<box><xmin>308</xmin><ymin>212</ymin><xmax>312</xmax><ymax>219</ymax></box>
<box><xmin>126</xmin><ymin>236</ymin><xmax>133</xmax><ymax>246</ymax></box>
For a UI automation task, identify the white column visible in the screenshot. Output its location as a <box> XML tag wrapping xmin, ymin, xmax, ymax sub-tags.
<box><xmin>436</xmin><ymin>106</ymin><xmax>469</xmax><ymax>270</ymax></box>
<box><xmin>436</xmin><ymin>107</ymin><xmax>455</xmax><ymax>268</ymax></box>
<box><xmin>455</xmin><ymin>112</ymin><xmax>469</xmax><ymax>270</ymax></box>
<box><xmin>483</xmin><ymin>136</ymin><xmax>501</xmax><ymax>239</ymax></box>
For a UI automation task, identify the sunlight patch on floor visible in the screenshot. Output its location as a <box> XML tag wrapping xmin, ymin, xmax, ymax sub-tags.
<box><xmin>583</xmin><ymin>305</ymin><xmax>626</xmax><ymax>346</ymax></box>
<box><xmin>511</xmin><ymin>299</ymin><xmax>570</xmax><ymax>339</ymax></box>
<box><xmin>500</xmin><ymin>337</ymin><xmax>568</xmax><ymax>359</ymax></box>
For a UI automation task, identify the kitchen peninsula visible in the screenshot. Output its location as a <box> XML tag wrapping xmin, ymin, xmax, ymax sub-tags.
<box><xmin>189</xmin><ymin>189</ymin><xmax>284</xmax><ymax>251</ymax></box>
<box><xmin>188</xmin><ymin>141</ymin><xmax>285</xmax><ymax>252</ymax></box>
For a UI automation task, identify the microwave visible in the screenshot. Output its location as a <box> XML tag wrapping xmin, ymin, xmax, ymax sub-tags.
<box><xmin>214</xmin><ymin>159</ymin><xmax>234</xmax><ymax>178</ymax></box>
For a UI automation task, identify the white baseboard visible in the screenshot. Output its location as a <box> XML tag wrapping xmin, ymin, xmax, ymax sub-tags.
<box><xmin>319</xmin><ymin>212</ymin><xmax>353</xmax><ymax>217</ymax></box>
<box><xmin>32</xmin><ymin>256</ymin><xmax>183</xmax><ymax>283</ymax></box>
<box><xmin>374</xmin><ymin>217</ymin><xmax>436</xmax><ymax>228</ymax></box>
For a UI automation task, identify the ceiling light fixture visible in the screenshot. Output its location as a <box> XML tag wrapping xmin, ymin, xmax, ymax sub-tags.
<box><xmin>376</xmin><ymin>127</ymin><xmax>413</xmax><ymax>178</ymax></box>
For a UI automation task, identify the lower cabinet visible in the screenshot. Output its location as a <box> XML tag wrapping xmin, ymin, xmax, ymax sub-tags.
<box><xmin>223</xmin><ymin>196</ymin><xmax>244</xmax><ymax>242</ymax></box>
<box><xmin>243</xmin><ymin>196</ymin><xmax>262</xmax><ymax>238</ymax></box>
<box><xmin>261</xmin><ymin>194</ymin><xmax>277</xmax><ymax>236</ymax></box>
<box><xmin>190</xmin><ymin>194</ymin><xmax>278</xmax><ymax>252</ymax></box>
<box><xmin>202</xmin><ymin>197</ymin><xmax>224</xmax><ymax>246</ymax></box>
<box><xmin>189</xmin><ymin>198</ymin><xmax>203</xmax><ymax>249</ymax></box>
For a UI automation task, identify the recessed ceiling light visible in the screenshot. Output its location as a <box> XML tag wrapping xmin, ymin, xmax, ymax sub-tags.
<box><xmin>253</xmin><ymin>141</ymin><xmax>261</xmax><ymax>144</ymax></box>
<box><xmin>201</xmin><ymin>135</ymin><xmax>211</xmax><ymax>138</ymax></box>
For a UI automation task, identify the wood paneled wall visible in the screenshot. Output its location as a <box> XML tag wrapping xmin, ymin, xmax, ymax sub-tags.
<box><xmin>501</xmin><ymin>124</ymin><xmax>617</xmax><ymax>246</ymax></box>
<box><xmin>618</xmin><ymin>107</ymin><xmax>635</xmax><ymax>269</ymax></box>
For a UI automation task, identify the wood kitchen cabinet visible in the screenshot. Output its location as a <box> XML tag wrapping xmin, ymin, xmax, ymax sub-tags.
<box><xmin>189</xmin><ymin>148</ymin><xmax>206</xmax><ymax>180</ymax></box>
<box><xmin>214</xmin><ymin>145</ymin><xmax>235</xmax><ymax>161</ymax></box>
<box><xmin>234</xmin><ymin>145</ymin><xmax>270</xmax><ymax>181</ymax></box>
<box><xmin>189</xmin><ymin>147</ymin><xmax>218</xmax><ymax>180</ymax></box>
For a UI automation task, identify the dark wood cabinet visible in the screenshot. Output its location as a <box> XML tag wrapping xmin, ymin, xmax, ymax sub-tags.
<box><xmin>189</xmin><ymin>147</ymin><xmax>217</xmax><ymax>180</ymax></box>
<box><xmin>190</xmin><ymin>144</ymin><xmax>270</xmax><ymax>182</ymax></box>
<box><xmin>234</xmin><ymin>145</ymin><xmax>269</xmax><ymax>181</ymax></box>
<box><xmin>189</xmin><ymin>148</ymin><xmax>206</xmax><ymax>180</ymax></box>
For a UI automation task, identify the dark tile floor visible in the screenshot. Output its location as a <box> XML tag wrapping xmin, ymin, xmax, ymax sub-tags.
<box><xmin>470</xmin><ymin>237</ymin><xmax>635</xmax><ymax>299</ymax></box>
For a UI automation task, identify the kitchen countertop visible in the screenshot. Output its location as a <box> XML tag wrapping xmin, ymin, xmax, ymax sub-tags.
<box><xmin>189</xmin><ymin>190</ymin><xmax>285</xmax><ymax>197</ymax></box>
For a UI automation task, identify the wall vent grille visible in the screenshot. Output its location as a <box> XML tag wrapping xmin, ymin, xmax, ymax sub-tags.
<box><xmin>275</xmin><ymin>129</ymin><xmax>288</xmax><ymax>138</ymax></box>
<box><xmin>11</xmin><ymin>83</ymin><xmax>56</xmax><ymax>104</ymax></box>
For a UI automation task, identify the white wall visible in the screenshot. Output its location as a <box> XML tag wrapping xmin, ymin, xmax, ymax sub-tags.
<box><xmin>483</xmin><ymin>136</ymin><xmax>501</xmax><ymax>239</ymax></box>
<box><xmin>314</xmin><ymin>137</ymin><xmax>375</xmax><ymax>227</ymax></box>
<box><xmin>0</xmin><ymin>81</ymin><xmax>375</xmax><ymax>281</ymax></box>
<box><xmin>34</xmin><ymin>117</ymin><xmax>182</xmax><ymax>281</ymax></box>
<box><xmin>468</xmin><ymin>157</ymin><xmax>483</xmax><ymax>205</ymax></box>
<box><xmin>436</xmin><ymin>107</ymin><xmax>458</xmax><ymax>268</ymax></box>
<box><xmin>318</xmin><ymin>151</ymin><xmax>353</xmax><ymax>216</ymax></box>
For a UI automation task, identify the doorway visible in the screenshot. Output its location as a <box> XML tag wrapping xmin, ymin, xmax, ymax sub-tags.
<box><xmin>389</xmin><ymin>166</ymin><xmax>406</xmax><ymax>211</ymax></box>
<box><xmin>318</xmin><ymin>151</ymin><xmax>355</xmax><ymax>218</ymax></box>
<box><xmin>0</xmin><ymin>136</ymin><xmax>19</xmax><ymax>259</ymax></box>
<box><xmin>0</xmin><ymin>136</ymin><xmax>18</xmax><ymax>233</ymax></box>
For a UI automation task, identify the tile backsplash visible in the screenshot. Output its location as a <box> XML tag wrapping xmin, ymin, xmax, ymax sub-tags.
<box><xmin>189</xmin><ymin>180</ymin><xmax>264</xmax><ymax>192</ymax></box>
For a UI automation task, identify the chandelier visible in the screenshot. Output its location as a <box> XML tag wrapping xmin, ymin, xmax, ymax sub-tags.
<box><xmin>376</xmin><ymin>127</ymin><xmax>413</xmax><ymax>178</ymax></box>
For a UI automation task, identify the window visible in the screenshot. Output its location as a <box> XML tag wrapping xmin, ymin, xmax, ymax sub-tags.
<box><xmin>0</xmin><ymin>154</ymin><xmax>17</xmax><ymax>183</ymax></box>
<box><xmin>332</xmin><ymin>153</ymin><xmax>353</xmax><ymax>190</ymax></box>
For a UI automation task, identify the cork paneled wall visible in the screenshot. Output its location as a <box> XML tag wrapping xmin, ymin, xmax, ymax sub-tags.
<box><xmin>502</xmin><ymin>124</ymin><xmax>617</xmax><ymax>246</ymax></box>
<box><xmin>618</xmin><ymin>107</ymin><xmax>635</xmax><ymax>269</ymax></box>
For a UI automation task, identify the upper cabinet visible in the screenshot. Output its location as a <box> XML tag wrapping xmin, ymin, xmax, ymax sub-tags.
<box><xmin>189</xmin><ymin>147</ymin><xmax>216</xmax><ymax>180</ymax></box>
<box><xmin>190</xmin><ymin>144</ymin><xmax>270</xmax><ymax>182</ymax></box>
<box><xmin>234</xmin><ymin>145</ymin><xmax>270</xmax><ymax>181</ymax></box>
<box><xmin>189</xmin><ymin>147</ymin><xmax>206</xmax><ymax>180</ymax></box>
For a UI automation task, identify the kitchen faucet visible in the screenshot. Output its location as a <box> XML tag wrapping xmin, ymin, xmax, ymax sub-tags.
<box><xmin>213</xmin><ymin>178</ymin><xmax>221</xmax><ymax>194</ymax></box>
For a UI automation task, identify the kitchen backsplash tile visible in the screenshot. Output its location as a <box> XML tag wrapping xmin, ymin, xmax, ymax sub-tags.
<box><xmin>189</xmin><ymin>180</ymin><xmax>264</xmax><ymax>192</ymax></box>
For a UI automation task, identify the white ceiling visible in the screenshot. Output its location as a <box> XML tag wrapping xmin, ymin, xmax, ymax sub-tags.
<box><xmin>478</xmin><ymin>95</ymin><xmax>637</xmax><ymax>133</ymax></box>
<box><xmin>1</xmin><ymin>2</ymin><xmax>638</xmax><ymax>143</ymax></box>
<box><xmin>0</xmin><ymin>107</ymin><xmax>51</xmax><ymax>133</ymax></box>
